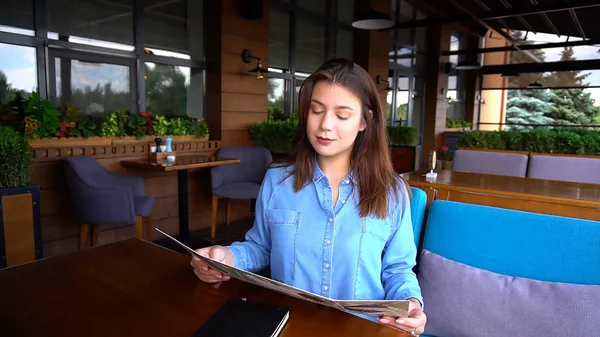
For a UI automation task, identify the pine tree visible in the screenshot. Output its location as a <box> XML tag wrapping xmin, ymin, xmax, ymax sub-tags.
<box><xmin>506</xmin><ymin>89</ymin><xmax>554</xmax><ymax>130</ymax></box>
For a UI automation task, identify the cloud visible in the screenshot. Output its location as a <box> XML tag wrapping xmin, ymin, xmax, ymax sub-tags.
<box><xmin>4</xmin><ymin>67</ymin><xmax>36</xmax><ymax>92</ymax></box>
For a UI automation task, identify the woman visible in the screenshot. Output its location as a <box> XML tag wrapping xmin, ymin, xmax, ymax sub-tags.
<box><xmin>191</xmin><ymin>58</ymin><xmax>427</xmax><ymax>336</ymax></box>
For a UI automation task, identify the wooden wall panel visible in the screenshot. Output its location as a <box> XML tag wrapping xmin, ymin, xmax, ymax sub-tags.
<box><xmin>221</xmin><ymin>130</ymin><xmax>252</xmax><ymax>147</ymax></box>
<box><xmin>222</xmin><ymin>33</ymin><xmax>269</xmax><ymax>58</ymax></box>
<box><xmin>222</xmin><ymin>73</ymin><xmax>269</xmax><ymax>95</ymax></box>
<box><xmin>222</xmin><ymin>112</ymin><xmax>267</xmax><ymax>131</ymax></box>
<box><xmin>221</xmin><ymin>93</ymin><xmax>268</xmax><ymax>113</ymax></box>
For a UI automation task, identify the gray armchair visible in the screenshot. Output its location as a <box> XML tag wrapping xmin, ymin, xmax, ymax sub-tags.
<box><xmin>64</xmin><ymin>155</ymin><xmax>154</xmax><ymax>249</ymax></box>
<box><xmin>210</xmin><ymin>146</ymin><xmax>272</xmax><ymax>240</ymax></box>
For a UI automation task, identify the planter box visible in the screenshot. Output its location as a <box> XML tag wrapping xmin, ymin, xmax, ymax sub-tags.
<box><xmin>0</xmin><ymin>186</ymin><xmax>43</xmax><ymax>269</ymax></box>
<box><xmin>389</xmin><ymin>145</ymin><xmax>421</xmax><ymax>174</ymax></box>
<box><xmin>29</xmin><ymin>137</ymin><xmax>112</xmax><ymax>148</ymax></box>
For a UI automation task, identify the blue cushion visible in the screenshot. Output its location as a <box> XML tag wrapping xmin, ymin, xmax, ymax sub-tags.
<box><xmin>422</xmin><ymin>200</ymin><xmax>600</xmax><ymax>285</ymax></box>
<box><xmin>409</xmin><ymin>187</ymin><xmax>427</xmax><ymax>248</ymax></box>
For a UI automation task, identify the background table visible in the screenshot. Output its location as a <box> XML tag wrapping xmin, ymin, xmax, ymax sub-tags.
<box><xmin>0</xmin><ymin>239</ymin><xmax>410</xmax><ymax>337</ymax></box>
<box><xmin>402</xmin><ymin>169</ymin><xmax>600</xmax><ymax>221</ymax></box>
<box><xmin>121</xmin><ymin>155</ymin><xmax>241</xmax><ymax>239</ymax></box>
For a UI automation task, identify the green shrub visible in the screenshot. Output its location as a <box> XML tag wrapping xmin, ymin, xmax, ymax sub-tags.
<box><xmin>0</xmin><ymin>126</ymin><xmax>31</xmax><ymax>189</ymax></box>
<box><xmin>387</xmin><ymin>125</ymin><xmax>419</xmax><ymax>146</ymax></box>
<box><xmin>250</xmin><ymin>119</ymin><xmax>298</xmax><ymax>154</ymax></box>
<box><xmin>458</xmin><ymin>129</ymin><xmax>600</xmax><ymax>155</ymax></box>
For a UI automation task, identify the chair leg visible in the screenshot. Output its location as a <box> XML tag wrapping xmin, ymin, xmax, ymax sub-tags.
<box><xmin>146</xmin><ymin>214</ymin><xmax>153</xmax><ymax>241</ymax></box>
<box><xmin>79</xmin><ymin>224</ymin><xmax>90</xmax><ymax>250</ymax></box>
<box><xmin>91</xmin><ymin>224</ymin><xmax>99</xmax><ymax>247</ymax></box>
<box><xmin>211</xmin><ymin>195</ymin><xmax>219</xmax><ymax>240</ymax></box>
<box><xmin>226</xmin><ymin>198</ymin><xmax>231</xmax><ymax>227</ymax></box>
<box><xmin>135</xmin><ymin>216</ymin><xmax>143</xmax><ymax>240</ymax></box>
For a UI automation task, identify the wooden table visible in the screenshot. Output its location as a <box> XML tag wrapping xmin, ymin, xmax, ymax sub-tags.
<box><xmin>0</xmin><ymin>239</ymin><xmax>409</xmax><ymax>337</ymax></box>
<box><xmin>121</xmin><ymin>155</ymin><xmax>241</xmax><ymax>238</ymax></box>
<box><xmin>402</xmin><ymin>169</ymin><xmax>600</xmax><ymax>221</ymax></box>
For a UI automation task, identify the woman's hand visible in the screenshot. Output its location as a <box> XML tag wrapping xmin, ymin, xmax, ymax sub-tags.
<box><xmin>377</xmin><ymin>298</ymin><xmax>427</xmax><ymax>336</ymax></box>
<box><xmin>190</xmin><ymin>246</ymin><xmax>235</xmax><ymax>285</ymax></box>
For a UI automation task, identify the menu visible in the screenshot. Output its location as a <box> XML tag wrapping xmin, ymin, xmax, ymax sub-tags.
<box><xmin>155</xmin><ymin>228</ymin><xmax>410</xmax><ymax>318</ymax></box>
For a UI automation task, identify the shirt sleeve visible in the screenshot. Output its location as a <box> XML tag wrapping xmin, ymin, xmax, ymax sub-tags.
<box><xmin>226</xmin><ymin>169</ymin><xmax>275</xmax><ymax>273</ymax></box>
<box><xmin>381</xmin><ymin>181</ymin><xmax>424</xmax><ymax>307</ymax></box>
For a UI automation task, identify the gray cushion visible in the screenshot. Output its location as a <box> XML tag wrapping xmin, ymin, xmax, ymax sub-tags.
<box><xmin>418</xmin><ymin>249</ymin><xmax>600</xmax><ymax>337</ymax></box>
<box><xmin>134</xmin><ymin>196</ymin><xmax>154</xmax><ymax>217</ymax></box>
<box><xmin>452</xmin><ymin>150</ymin><xmax>528</xmax><ymax>177</ymax></box>
<box><xmin>528</xmin><ymin>154</ymin><xmax>600</xmax><ymax>184</ymax></box>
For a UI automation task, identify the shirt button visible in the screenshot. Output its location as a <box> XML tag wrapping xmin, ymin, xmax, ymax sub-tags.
<box><xmin>345</xmin><ymin>180</ymin><xmax>350</xmax><ymax>184</ymax></box>
<box><xmin>328</xmin><ymin>217</ymin><xmax>333</xmax><ymax>222</ymax></box>
<box><xmin>325</xmin><ymin>240</ymin><xmax>331</xmax><ymax>245</ymax></box>
<box><xmin>323</xmin><ymin>285</ymin><xmax>329</xmax><ymax>291</ymax></box>
<box><xmin>341</xmin><ymin>199</ymin><xmax>345</xmax><ymax>204</ymax></box>
<box><xmin>324</xmin><ymin>263</ymin><xmax>330</xmax><ymax>268</ymax></box>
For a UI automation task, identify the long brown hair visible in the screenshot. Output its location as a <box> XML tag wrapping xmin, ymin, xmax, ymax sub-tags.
<box><xmin>279</xmin><ymin>58</ymin><xmax>409</xmax><ymax>219</ymax></box>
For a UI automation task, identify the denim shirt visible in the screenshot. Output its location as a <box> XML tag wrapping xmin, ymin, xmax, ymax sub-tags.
<box><xmin>227</xmin><ymin>162</ymin><xmax>423</xmax><ymax>312</ymax></box>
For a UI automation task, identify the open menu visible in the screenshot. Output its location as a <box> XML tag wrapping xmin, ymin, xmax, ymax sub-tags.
<box><xmin>155</xmin><ymin>228</ymin><xmax>410</xmax><ymax>318</ymax></box>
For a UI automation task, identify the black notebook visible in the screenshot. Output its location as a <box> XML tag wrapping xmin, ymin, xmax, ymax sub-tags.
<box><xmin>192</xmin><ymin>300</ymin><xmax>290</xmax><ymax>337</ymax></box>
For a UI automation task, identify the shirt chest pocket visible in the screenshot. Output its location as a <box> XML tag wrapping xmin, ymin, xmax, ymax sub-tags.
<box><xmin>265</xmin><ymin>209</ymin><xmax>300</xmax><ymax>226</ymax></box>
<box><xmin>362</xmin><ymin>217</ymin><xmax>392</xmax><ymax>243</ymax></box>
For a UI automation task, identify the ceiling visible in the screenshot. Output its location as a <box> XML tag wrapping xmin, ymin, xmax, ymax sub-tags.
<box><xmin>403</xmin><ymin>0</ymin><xmax>600</xmax><ymax>41</ymax></box>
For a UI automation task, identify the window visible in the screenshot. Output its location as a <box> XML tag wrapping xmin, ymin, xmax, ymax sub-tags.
<box><xmin>47</xmin><ymin>0</ymin><xmax>134</xmax><ymax>47</ymax></box>
<box><xmin>295</xmin><ymin>18</ymin><xmax>325</xmax><ymax>73</ymax></box>
<box><xmin>388</xmin><ymin>0</ymin><xmax>427</xmax><ymax>135</ymax></box>
<box><xmin>270</xmin><ymin>0</ymin><xmax>353</xmax><ymax>114</ymax></box>
<box><xmin>0</xmin><ymin>43</ymin><xmax>37</xmax><ymax>104</ymax></box>
<box><xmin>50</xmin><ymin>51</ymin><xmax>134</xmax><ymax>115</ymax></box>
<box><xmin>145</xmin><ymin>63</ymin><xmax>204</xmax><ymax>118</ymax></box>
<box><xmin>143</xmin><ymin>0</ymin><xmax>203</xmax><ymax>59</ymax></box>
<box><xmin>268</xmin><ymin>78</ymin><xmax>288</xmax><ymax>117</ymax></box>
<box><xmin>480</xmin><ymin>70</ymin><xmax>600</xmax><ymax>130</ymax></box>
<box><xmin>269</xmin><ymin>8</ymin><xmax>289</xmax><ymax>69</ymax></box>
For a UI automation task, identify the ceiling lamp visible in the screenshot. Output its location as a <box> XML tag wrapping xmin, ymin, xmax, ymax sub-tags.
<box><xmin>501</xmin><ymin>71</ymin><xmax>520</xmax><ymax>78</ymax></box>
<box><xmin>241</xmin><ymin>49</ymin><xmax>267</xmax><ymax>79</ymax></box>
<box><xmin>352</xmin><ymin>10</ymin><xmax>394</xmax><ymax>30</ymax></box>
<box><xmin>454</xmin><ymin>60</ymin><xmax>482</xmax><ymax>70</ymax></box>
<box><xmin>527</xmin><ymin>81</ymin><xmax>543</xmax><ymax>88</ymax></box>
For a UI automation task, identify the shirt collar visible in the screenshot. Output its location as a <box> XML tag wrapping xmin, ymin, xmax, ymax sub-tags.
<box><xmin>312</xmin><ymin>156</ymin><xmax>356</xmax><ymax>185</ymax></box>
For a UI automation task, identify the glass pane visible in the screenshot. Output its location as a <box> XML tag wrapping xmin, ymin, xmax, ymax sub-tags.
<box><xmin>395</xmin><ymin>91</ymin><xmax>409</xmax><ymax>124</ymax></box>
<box><xmin>55</xmin><ymin>57</ymin><xmax>131</xmax><ymax>116</ymax></box>
<box><xmin>268</xmin><ymin>78</ymin><xmax>287</xmax><ymax>118</ymax></box>
<box><xmin>47</xmin><ymin>0</ymin><xmax>134</xmax><ymax>47</ymax></box>
<box><xmin>269</xmin><ymin>9</ymin><xmax>289</xmax><ymax>69</ymax></box>
<box><xmin>295</xmin><ymin>18</ymin><xmax>325</xmax><ymax>73</ymax></box>
<box><xmin>143</xmin><ymin>0</ymin><xmax>203</xmax><ymax>59</ymax></box>
<box><xmin>0</xmin><ymin>43</ymin><xmax>37</xmax><ymax>103</ymax></box>
<box><xmin>297</xmin><ymin>0</ymin><xmax>326</xmax><ymax>14</ymax></box>
<box><xmin>0</xmin><ymin>0</ymin><xmax>34</xmax><ymax>35</ymax></box>
<box><xmin>335</xmin><ymin>28</ymin><xmax>353</xmax><ymax>60</ymax></box>
<box><xmin>449</xmin><ymin>35</ymin><xmax>460</xmax><ymax>65</ymax></box>
<box><xmin>294</xmin><ymin>78</ymin><xmax>304</xmax><ymax>113</ymax></box>
<box><xmin>337</xmin><ymin>0</ymin><xmax>354</xmax><ymax>23</ymax></box>
<box><xmin>145</xmin><ymin>63</ymin><xmax>203</xmax><ymax>118</ymax></box>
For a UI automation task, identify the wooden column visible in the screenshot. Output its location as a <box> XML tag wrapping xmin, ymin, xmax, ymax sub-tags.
<box><xmin>421</xmin><ymin>25</ymin><xmax>451</xmax><ymax>168</ymax></box>
<box><xmin>205</xmin><ymin>0</ymin><xmax>270</xmax><ymax>147</ymax></box>
<box><xmin>353</xmin><ymin>0</ymin><xmax>391</xmax><ymax>106</ymax></box>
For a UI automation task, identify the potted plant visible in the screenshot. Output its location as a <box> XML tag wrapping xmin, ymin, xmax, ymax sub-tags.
<box><xmin>387</xmin><ymin>125</ymin><xmax>421</xmax><ymax>173</ymax></box>
<box><xmin>438</xmin><ymin>145</ymin><xmax>453</xmax><ymax>169</ymax></box>
<box><xmin>0</xmin><ymin>125</ymin><xmax>43</xmax><ymax>268</ymax></box>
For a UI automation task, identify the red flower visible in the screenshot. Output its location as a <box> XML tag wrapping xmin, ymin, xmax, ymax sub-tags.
<box><xmin>440</xmin><ymin>145</ymin><xmax>449</xmax><ymax>152</ymax></box>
